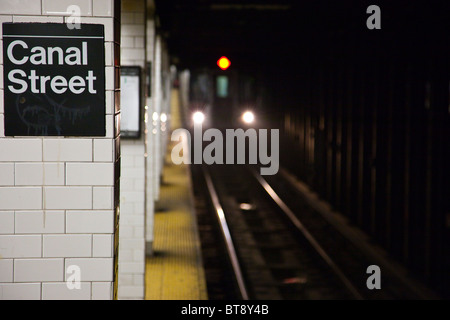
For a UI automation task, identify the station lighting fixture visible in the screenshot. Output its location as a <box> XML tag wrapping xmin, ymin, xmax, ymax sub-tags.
<box><xmin>217</xmin><ymin>56</ymin><xmax>231</xmax><ymax>70</ymax></box>
<box><xmin>242</xmin><ymin>111</ymin><xmax>255</xmax><ymax>124</ymax></box>
<box><xmin>192</xmin><ymin>111</ymin><xmax>205</xmax><ymax>125</ymax></box>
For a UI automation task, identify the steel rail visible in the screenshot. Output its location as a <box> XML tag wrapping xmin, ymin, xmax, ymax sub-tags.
<box><xmin>250</xmin><ymin>167</ymin><xmax>364</xmax><ymax>300</ymax></box>
<box><xmin>202</xmin><ymin>166</ymin><xmax>250</xmax><ymax>300</ymax></box>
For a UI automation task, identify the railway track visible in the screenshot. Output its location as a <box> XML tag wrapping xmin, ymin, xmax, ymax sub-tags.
<box><xmin>191</xmin><ymin>164</ymin><xmax>439</xmax><ymax>300</ymax></box>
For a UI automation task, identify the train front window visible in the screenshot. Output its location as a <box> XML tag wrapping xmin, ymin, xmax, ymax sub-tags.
<box><xmin>216</xmin><ymin>75</ymin><xmax>228</xmax><ymax>98</ymax></box>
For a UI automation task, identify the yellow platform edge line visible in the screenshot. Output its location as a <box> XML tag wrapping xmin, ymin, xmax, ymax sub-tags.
<box><xmin>145</xmin><ymin>89</ymin><xmax>208</xmax><ymax>300</ymax></box>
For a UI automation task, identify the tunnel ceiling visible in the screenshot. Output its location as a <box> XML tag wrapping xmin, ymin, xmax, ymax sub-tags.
<box><xmin>153</xmin><ymin>0</ymin><xmax>360</xmax><ymax>70</ymax></box>
<box><xmin>153</xmin><ymin>0</ymin><xmax>447</xmax><ymax>70</ymax></box>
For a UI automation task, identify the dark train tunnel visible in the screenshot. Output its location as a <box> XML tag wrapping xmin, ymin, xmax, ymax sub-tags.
<box><xmin>155</xmin><ymin>0</ymin><xmax>449</xmax><ymax>298</ymax></box>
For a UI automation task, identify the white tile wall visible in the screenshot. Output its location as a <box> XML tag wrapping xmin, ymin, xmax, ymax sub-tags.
<box><xmin>42</xmin><ymin>282</ymin><xmax>91</xmax><ymax>300</ymax></box>
<box><xmin>93</xmin><ymin>234</ymin><xmax>114</xmax><ymax>257</ymax></box>
<box><xmin>43</xmin><ymin>139</ymin><xmax>92</xmax><ymax>162</ymax></box>
<box><xmin>43</xmin><ymin>234</ymin><xmax>92</xmax><ymax>257</ymax></box>
<box><xmin>0</xmin><ymin>235</ymin><xmax>41</xmax><ymax>258</ymax></box>
<box><xmin>0</xmin><ymin>163</ymin><xmax>14</xmax><ymax>185</ymax></box>
<box><xmin>42</xmin><ymin>0</ymin><xmax>92</xmax><ymax>16</ymax></box>
<box><xmin>0</xmin><ymin>187</ymin><xmax>42</xmax><ymax>210</ymax></box>
<box><xmin>66</xmin><ymin>210</ymin><xmax>114</xmax><ymax>233</ymax></box>
<box><xmin>44</xmin><ymin>187</ymin><xmax>92</xmax><ymax>209</ymax></box>
<box><xmin>12</xmin><ymin>15</ymin><xmax>64</xmax><ymax>23</ymax></box>
<box><xmin>0</xmin><ymin>114</ymin><xmax>4</xmax><ymax>137</ymax></box>
<box><xmin>92</xmin><ymin>282</ymin><xmax>113</xmax><ymax>300</ymax></box>
<box><xmin>0</xmin><ymin>0</ymin><xmax>42</xmax><ymax>15</ymax></box>
<box><xmin>0</xmin><ymin>0</ymin><xmax>120</xmax><ymax>301</ymax></box>
<box><xmin>0</xmin><ymin>139</ymin><xmax>42</xmax><ymax>161</ymax></box>
<box><xmin>0</xmin><ymin>211</ymin><xmax>14</xmax><ymax>234</ymax></box>
<box><xmin>93</xmin><ymin>187</ymin><xmax>113</xmax><ymax>209</ymax></box>
<box><xmin>65</xmin><ymin>258</ymin><xmax>113</xmax><ymax>281</ymax></box>
<box><xmin>0</xmin><ymin>283</ymin><xmax>41</xmax><ymax>300</ymax></box>
<box><xmin>118</xmin><ymin>0</ymin><xmax>148</xmax><ymax>300</ymax></box>
<box><xmin>15</xmin><ymin>163</ymin><xmax>65</xmax><ymax>186</ymax></box>
<box><xmin>14</xmin><ymin>259</ymin><xmax>64</xmax><ymax>282</ymax></box>
<box><xmin>66</xmin><ymin>163</ymin><xmax>114</xmax><ymax>186</ymax></box>
<box><xmin>93</xmin><ymin>0</ymin><xmax>114</xmax><ymax>17</ymax></box>
<box><xmin>15</xmin><ymin>211</ymin><xmax>65</xmax><ymax>234</ymax></box>
<box><xmin>0</xmin><ymin>260</ymin><xmax>13</xmax><ymax>282</ymax></box>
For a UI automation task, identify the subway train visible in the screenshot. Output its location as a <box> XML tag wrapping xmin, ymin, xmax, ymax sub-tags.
<box><xmin>182</xmin><ymin>60</ymin><xmax>264</xmax><ymax>130</ymax></box>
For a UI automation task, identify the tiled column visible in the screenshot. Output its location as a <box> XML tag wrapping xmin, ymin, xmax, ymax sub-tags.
<box><xmin>118</xmin><ymin>0</ymin><xmax>146</xmax><ymax>300</ymax></box>
<box><xmin>0</xmin><ymin>0</ymin><xmax>121</xmax><ymax>300</ymax></box>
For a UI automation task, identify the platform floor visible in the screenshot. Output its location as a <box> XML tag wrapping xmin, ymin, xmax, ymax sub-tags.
<box><xmin>145</xmin><ymin>90</ymin><xmax>208</xmax><ymax>300</ymax></box>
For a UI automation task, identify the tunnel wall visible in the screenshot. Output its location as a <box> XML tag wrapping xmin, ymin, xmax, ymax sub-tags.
<box><xmin>278</xmin><ymin>20</ymin><xmax>449</xmax><ymax>296</ymax></box>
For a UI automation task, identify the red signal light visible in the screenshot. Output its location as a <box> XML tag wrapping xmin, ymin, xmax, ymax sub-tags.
<box><xmin>217</xmin><ymin>56</ymin><xmax>231</xmax><ymax>70</ymax></box>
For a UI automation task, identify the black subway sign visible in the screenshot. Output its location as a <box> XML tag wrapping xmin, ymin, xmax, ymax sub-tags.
<box><xmin>2</xmin><ymin>23</ymin><xmax>105</xmax><ymax>136</ymax></box>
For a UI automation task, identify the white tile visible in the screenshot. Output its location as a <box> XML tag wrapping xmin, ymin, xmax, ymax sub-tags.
<box><xmin>134</xmin><ymin>36</ymin><xmax>145</xmax><ymax>49</ymax></box>
<box><xmin>105</xmin><ymin>90</ymin><xmax>114</xmax><ymax>114</ymax></box>
<box><xmin>42</xmin><ymin>0</ymin><xmax>92</xmax><ymax>16</ymax></box>
<box><xmin>118</xmin><ymin>285</ymin><xmax>144</xmax><ymax>299</ymax></box>
<box><xmin>118</xmin><ymin>226</ymin><xmax>133</xmax><ymax>238</ymax></box>
<box><xmin>0</xmin><ymin>187</ymin><xmax>42</xmax><ymax>210</ymax></box>
<box><xmin>121</xmin><ymin>48</ymin><xmax>145</xmax><ymax>61</ymax></box>
<box><xmin>13</xmin><ymin>15</ymin><xmax>64</xmax><ymax>23</ymax></box>
<box><xmin>43</xmin><ymin>139</ymin><xmax>92</xmax><ymax>162</ymax></box>
<box><xmin>121</xmin><ymin>191</ymin><xmax>144</xmax><ymax>204</ymax></box>
<box><xmin>0</xmin><ymin>235</ymin><xmax>41</xmax><ymax>258</ymax></box>
<box><xmin>0</xmin><ymin>283</ymin><xmax>41</xmax><ymax>300</ymax></box>
<box><xmin>120</xmin><ymin>36</ymin><xmax>134</xmax><ymax>48</ymax></box>
<box><xmin>106</xmin><ymin>114</ymin><xmax>114</xmax><ymax>138</ymax></box>
<box><xmin>44</xmin><ymin>186</ymin><xmax>92</xmax><ymax>209</ymax></box>
<box><xmin>14</xmin><ymin>259</ymin><xmax>64</xmax><ymax>282</ymax></box>
<box><xmin>15</xmin><ymin>163</ymin><xmax>65</xmax><ymax>186</ymax></box>
<box><xmin>15</xmin><ymin>211</ymin><xmax>65</xmax><ymax>234</ymax></box>
<box><xmin>66</xmin><ymin>210</ymin><xmax>114</xmax><ymax>233</ymax></box>
<box><xmin>0</xmin><ymin>211</ymin><xmax>14</xmax><ymax>234</ymax></box>
<box><xmin>0</xmin><ymin>114</ymin><xmax>4</xmax><ymax>137</ymax></box>
<box><xmin>42</xmin><ymin>282</ymin><xmax>91</xmax><ymax>300</ymax></box>
<box><xmin>94</xmin><ymin>139</ymin><xmax>113</xmax><ymax>162</ymax></box>
<box><xmin>121</xmin><ymin>12</ymin><xmax>134</xmax><ymax>24</ymax></box>
<box><xmin>43</xmin><ymin>234</ymin><xmax>92</xmax><ymax>257</ymax></box>
<box><xmin>118</xmin><ymin>261</ymin><xmax>144</xmax><ymax>274</ymax></box>
<box><xmin>93</xmin><ymin>234</ymin><xmax>113</xmax><ymax>257</ymax></box>
<box><xmin>0</xmin><ymin>139</ymin><xmax>42</xmax><ymax>161</ymax></box>
<box><xmin>119</xmin><ymin>238</ymin><xmax>144</xmax><ymax>250</ymax></box>
<box><xmin>66</xmin><ymin>17</ymin><xmax>114</xmax><ymax>41</ymax></box>
<box><xmin>65</xmin><ymin>258</ymin><xmax>113</xmax><ymax>281</ymax></box>
<box><xmin>93</xmin><ymin>0</ymin><xmax>113</xmax><ymax>17</ymax></box>
<box><xmin>105</xmin><ymin>67</ymin><xmax>115</xmax><ymax>90</ymax></box>
<box><xmin>0</xmin><ymin>259</ymin><xmax>13</xmax><ymax>282</ymax></box>
<box><xmin>92</xmin><ymin>282</ymin><xmax>112</xmax><ymax>300</ymax></box>
<box><xmin>132</xmin><ymin>249</ymin><xmax>144</xmax><ymax>262</ymax></box>
<box><xmin>0</xmin><ymin>65</ymin><xmax>3</xmax><ymax>89</ymax></box>
<box><xmin>66</xmin><ymin>163</ymin><xmax>114</xmax><ymax>186</ymax></box>
<box><xmin>93</xmin><ymin>186</ymin><xmax>113</xmax><ymax>209</ymax></box>
<box><xmin>0</xmin><ymin>163</ymin><xmax>14</xmax><ymax>185</ymax></box>
<box><xmin>0</xmin><ymin>0</ymin><xmax>41</xmax><ymax>15</ymax></box>
<box><xmin>121</xmin><ymin>24</ymin><xmax>145</xmax><ymax>37</ymax></box>
<box><xmin>105</xmin><ymin>42</ymin><xmax>113</xmax><ymax>66</ymax></box>
<box><xmin>0</xmin><ymin>89</ymin><xmax>3</xmax><ymax>113</ymax></box>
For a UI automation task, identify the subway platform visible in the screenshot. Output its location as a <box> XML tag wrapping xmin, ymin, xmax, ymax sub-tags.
<box><xmin>144</xmin><ymin>90</ymin><xmax>208</xmax><ymax>300</ymax></box>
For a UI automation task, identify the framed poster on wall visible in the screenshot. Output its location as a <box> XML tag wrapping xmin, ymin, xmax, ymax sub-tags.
<box><xmin>120</xmin><ymin>66</ymin><xmax>142</xmax><ymax>138</ymax></box>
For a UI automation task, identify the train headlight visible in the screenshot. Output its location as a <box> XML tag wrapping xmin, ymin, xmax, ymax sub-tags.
<box><xmin>242</xmin><ymin>111</ymin><xmax>255</xmax><ymax>124</ymax></box>
<box><xmin>192</xmin><ymin>111</ymin><xmax>205</xmax><ymax>125</ymax></box>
